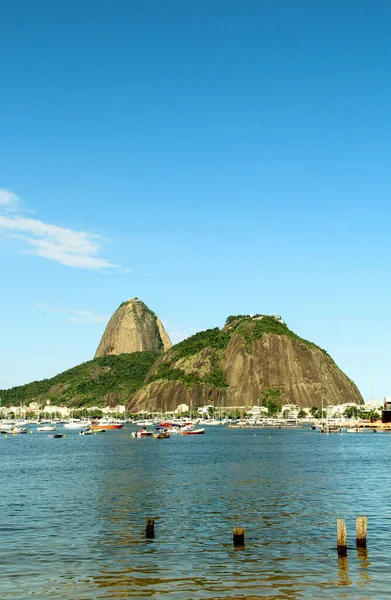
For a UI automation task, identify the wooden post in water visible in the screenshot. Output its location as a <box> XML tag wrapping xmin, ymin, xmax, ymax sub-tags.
<box><xmin>233</xmin><ymin>527</ymin><xmax>245</xmax><ymax>546</ymax></box>
<box><xmin>146</xmin><ymin>518</ymin><xmax>155</xmax><ymax>539</ymax></box>
<box><xmin>337</xmin><ymin>519</ymin><xmax>347</xmax><ymax>556</ymax></box>
<box><xmin>356</xmin><ymin>516</ymin><xmax>367</xmax><ymax>547</ymax></box>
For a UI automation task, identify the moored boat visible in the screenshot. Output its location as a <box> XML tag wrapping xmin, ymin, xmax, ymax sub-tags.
<box><xmin>63</xmin><ymin>419</ymin><xmax>91</xmax><ymax>429</ymax></box>
<box><xmin>153</xmin><ymin>431</ymin><xmax>170</xmax><ymax>439</ymax></box>
<box><xmin>90</xmin><ymin>419</ymin><xmax>124</xmax><ymax>430</ymax></box>
<box><xmin>37</xmin><ymin>424</ymin><xmax>56</xmax><ymax>432</ymax></box>
<box><xmin>181</xmin><ymin>428</ymin><xmax>205</xmax><ymax>435</ymax></box>
<box><xmin>167</xmin><ymin>426</ymin><xmax>181</xmax><ymax>434</ymax></box>
<box><xmin>80</xmin><ymin>428</ymin><xmax>106</xmax><ymax>435</ymax></box>
<box><xmin>9</xmin><ymin>426</ymin><xmax>29</xmax><ymax>434</ymax></box>
<box><xmin>136</xmin><ymin>420</ymin><xmax>154</xmax><ymax>427</ymax></box>
<box><xmin>0</xmin><ymin>420</ymin><xmax>15</xmax><ymax>431</ymax></box>
<box><xmin>131</xmin><ymin>429</ymin><xmax>154</xmax><ymax>438</ymax></box>
<box><xmin>0</xmin><ymin>424</ymin><xmax>29</xmax><ymax>434</ymax></box>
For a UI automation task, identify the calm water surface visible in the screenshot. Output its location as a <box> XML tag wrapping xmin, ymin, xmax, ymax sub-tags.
<box><xmin>1</xmin><ymin>426</ymin><xmax>391</xmax><ymax>599</ymax></box>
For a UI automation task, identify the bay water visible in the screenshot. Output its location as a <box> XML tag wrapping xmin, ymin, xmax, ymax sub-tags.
<box><xmin>1</xmin><ymin>426</ymin><xmax>390</xmax><ymax>599</ymax></box>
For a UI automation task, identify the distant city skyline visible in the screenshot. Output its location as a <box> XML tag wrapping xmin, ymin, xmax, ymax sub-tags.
<box><xmin>1</xmin><ymin>0</ymin><xmax>390</xmax><ymax>402</ymax></box>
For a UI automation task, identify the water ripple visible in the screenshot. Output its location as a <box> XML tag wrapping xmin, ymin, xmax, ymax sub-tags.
<box><xmin>1</xmin><ymin>427</ymin><xmax>390</xmax><ymax>598</ymax></box>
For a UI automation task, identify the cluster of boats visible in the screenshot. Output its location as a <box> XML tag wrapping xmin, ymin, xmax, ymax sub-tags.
<box><xmin>63</xmin><ymin>418</ymin><xmax>124</xmax><ymax>430</ymax></box>
<box><xmin>131</xmin><ymin>422</ymin><xmax>205</xmax><ymax>438</ymax></box>
<box><xmin>0</xmin><ymin>417</ymin><xmax>125</xmax><ymax>435</ymax></box>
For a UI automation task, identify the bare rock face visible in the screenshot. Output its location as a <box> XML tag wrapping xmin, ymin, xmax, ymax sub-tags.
<box><xmin>128</xmin><ymin>317</ymin><xmax>363</xmax><ymax>412</ymax></box>
<box><xmin>95</xmin><ymin>298</ymin><xmax>172</xmax><ymax>358</ymax></box>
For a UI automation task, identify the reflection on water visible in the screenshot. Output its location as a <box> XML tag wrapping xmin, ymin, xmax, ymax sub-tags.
<box><xmin>337</xmin><ymin>556</ymin><xmax>351</xmax><ymax>586</ymax></box>
<box><xmin>1</xmin><ymin>427</ymin><xmax>391</xmax><ymax>598</ymax></box>
<box><xmin>357</xmin><ymin>547</ymin><xmax>372</xmax><ymax>585</ymax></box>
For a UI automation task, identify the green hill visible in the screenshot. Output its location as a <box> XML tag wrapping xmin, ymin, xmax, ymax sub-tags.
<box><xmin>0</xmin><ymin>352</ymin><xmax>158</xmax><ymax>408</ymax></box>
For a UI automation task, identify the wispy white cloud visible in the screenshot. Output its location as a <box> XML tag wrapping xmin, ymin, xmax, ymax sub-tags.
<box><xmin>0</xmin><ymin>189</ymin><xmax>120</xmax><ymax>270</ymax></box>
<box><xmin>0</xmin><ymin>189</ymin><xmax>21</xmax><ymax>212</ymax></box>
<box><xmin>37</xmin><ymin>303</ymin><xmax>109</xmax><ymax>324</ymax></box>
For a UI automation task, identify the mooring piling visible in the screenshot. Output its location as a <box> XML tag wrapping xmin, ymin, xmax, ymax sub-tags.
<box><xmin>142</xmin><ymin>517</ymin><xmax>367</xmax><ymax>549</ymax></box>
<box><xmin>146</xmin><ymin>518</ymin><xmax>155</xmax><ymax>539</ymax></box>
<box><xmin>356</xmin><ymin>516</ymin><xmax>368</xmax><ymax>547</ymax></box>
<box><xmin>233</xmin><ymin>527</ymin><xmax>245</xmax><ymax>546</ymax></box>
<box><xmin>337</xmin><ymin>519</ymin><xmax>347</xmax><ymax>556</ymax></box>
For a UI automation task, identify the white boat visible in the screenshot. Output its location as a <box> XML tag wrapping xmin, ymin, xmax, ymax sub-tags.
<box><xmin>0</xmin><ymin>420</ymin><xmax>15</xmax><ymax>431</ymax></box>
<box><xmin>90</xmin><ymin>419</ymin><xmax>124</xmax><ymax>430</ymax></box>
<box><xmin>168</xmin><ymin>426</ymin><xmax>182</xmax><ymax>434</ymax></box>
<box><xmin>9</xmin><ymin>426</ymin><xmax>29</xmax><ymax>434</ymax></box>
<box><xmin>131</xmin><ymin>429</ymin><xmax>154</xmax><ymax>438</ymax></box>
<box><xmin>63</xmin><ymin>419</ymin><xmax>91</xmax><ymax>429</ymax></box>
<box><xmin>37</xmin><ymin>424</ymin><xmax>56</xmax><ymax>432</ymax></box>
<box><xmin>182</xmin><ymin>423</ymin><xmax>196</xmax><ymax>431</ymax></box>
<box><xmin>181</xmin><ymin>428</ymin><xmax>205</xmax><ymax>435</ymax></box>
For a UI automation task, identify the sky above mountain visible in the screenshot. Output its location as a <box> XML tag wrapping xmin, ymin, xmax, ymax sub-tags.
<box><xmin>1</xmin><ymin>0</ymin><xmax>390</xmax><ymax>401</ymax></box>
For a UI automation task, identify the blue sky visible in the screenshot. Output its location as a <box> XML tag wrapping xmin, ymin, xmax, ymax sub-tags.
<box><xmin>0</xmin><ymin>0</ymin><xmax>390</xmax><ymax>401</ymax></box>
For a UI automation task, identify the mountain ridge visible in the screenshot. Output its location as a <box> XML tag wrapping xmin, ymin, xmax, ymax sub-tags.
<box><xmin>0</xmin><ymin>311</ymin><xmax>364</xmax><ymax>412</ymax></box>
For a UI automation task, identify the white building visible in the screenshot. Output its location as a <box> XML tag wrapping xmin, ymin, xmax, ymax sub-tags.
<box><xmin>251</xmin><ymin>405</ymin><xmax>269</xmax><ymax>416</ymax></box>
<box><xmin>281</xmin><ymin>404</ymin><xmax>299</xmax><ymax>418</ymax></box>
<box><xmin>197</xmin><ymin>404</ymin><xmax>214</xmax><ymax>415</ymax></box>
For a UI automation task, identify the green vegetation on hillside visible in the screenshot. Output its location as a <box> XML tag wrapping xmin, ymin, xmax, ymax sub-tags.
<box><xmin>225</xmin><ymin>315</ymin><xmax>249</xmax><ymax>325</ymax></box>
<box><xmin>146</xmin><ymin>315</ymin><xmax>330</xmax><ymax>391</ymax></box>
<box><xmin>171</xmin><ymin>316</ymin><xmax>329</xmax><ymax>360</ymax></box>
<box><xmin>147</xmin><ymin>333</ymin><xmax>230</xmax><ymax>389</ymax></box>
<box><xmin>172</xmin><ymin>328</ymin><xmax>230</xmax><ymax>359</ymax></box>
<box><xmin>149</xmin><ymin>359</ymin><xmax>228</xmax><ymax>389</ymax></box>
<box><xmin>259</xmin><ymin>383</ymin><xmax>283</xmax><ymax>415</ymax></box>
<box><xmin>230</xmin><ymin>316</ymin><xmax>330</xmax><ymax>356</ymax></box>
<box><xmin>0</xmin><ymin>352</ymin><xmax>158</xmax><ymax>408</ymax></box>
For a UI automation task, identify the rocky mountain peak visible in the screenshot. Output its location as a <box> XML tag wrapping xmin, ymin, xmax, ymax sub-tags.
<box><xmin>94</xmin><ymin>298</ymin><xmax>172</xmax><ymax>358</ymax></box>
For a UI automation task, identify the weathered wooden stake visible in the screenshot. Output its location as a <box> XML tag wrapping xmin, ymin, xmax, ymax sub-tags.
<box><xmin>356</xmin><ymin>516</ymin><xmax>367</xmax><ymax>547</ymax></box>
<box><xmin>233</xmin><ymin>527</ymin><xmax>245</xmax><ymax>546</ymax></box>
<box><xmin>337</xmin><ymin>519</ymin><xmax>347</xmax><ymax>556</ymax></box>
<box><xmin>146</xmin><ymin>518</ymin><xmax>155</xmax><ymax>539</ymax></box>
